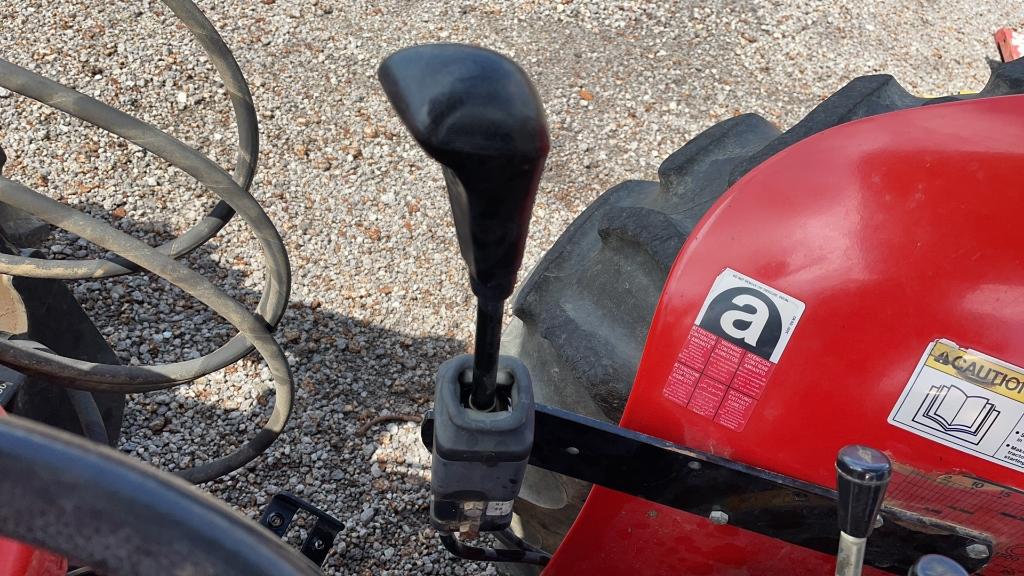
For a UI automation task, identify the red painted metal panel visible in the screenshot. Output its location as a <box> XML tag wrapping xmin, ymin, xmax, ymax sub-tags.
<box><xmin>547</xmin><ymin>95</ymin><xmax>1024</xmax><ymax>574</ymax></box>
<box><xmin>0</xmin><ymin>538</ymin><xmax>66</xmax><ymax>576</ymax></box>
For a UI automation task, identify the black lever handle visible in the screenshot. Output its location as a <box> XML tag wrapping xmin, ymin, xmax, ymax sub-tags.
<box><xmin>379</xmin><ymin>44</ymin><xmax>549</xmax><ymax>410</ymax></box>
<box><xmin>378</xmin><ymin>43</ymin><xmax>548</xmax><ymax>302</ymax></box>
<box><xmin>836</xmin><ymin>444</ymin><xmax>892</xmax><ymax>539</ymax></box>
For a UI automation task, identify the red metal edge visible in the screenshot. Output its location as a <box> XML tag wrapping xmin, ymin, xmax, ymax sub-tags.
<box><xmin>0</xmin><ymin>406</ymin><xmax>67</xmax><ymax>576</ymax></box>
<box><xmin>996</xmin><ymin>27</ymin><xmax>1022</xmax><ymax>62</ymax></box>
<box><xmin>545</xmin><ymin>95</ymin><xmax>1024</xmax><ymax>575</ymax></box>
<box><xmin>0</xmin><ymin>539</ymin><xmax>67</xmax><ymax>576</ymax></box>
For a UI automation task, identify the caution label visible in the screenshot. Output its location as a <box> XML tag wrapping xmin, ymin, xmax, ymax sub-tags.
<box><xmin>662</xmin><ymin>269</ymin><xmax>804</xmax><ymax>431</ymax></box>
<box><xmin>889</xmin><ymin>340</ymin><xmax>1024</xmax><ymax>472</ymax></box>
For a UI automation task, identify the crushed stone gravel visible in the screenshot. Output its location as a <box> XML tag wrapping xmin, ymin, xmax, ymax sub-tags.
<box><xmin>1</xmin><ymin>1</ymin><xmax>1021</xmax><ymax>573</ymax></box>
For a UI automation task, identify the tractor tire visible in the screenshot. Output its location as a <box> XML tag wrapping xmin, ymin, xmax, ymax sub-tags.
<box><xmin>499</xmin><ymin>62</ymin><xmax>1024</xmax><ymax>573</ymax></box>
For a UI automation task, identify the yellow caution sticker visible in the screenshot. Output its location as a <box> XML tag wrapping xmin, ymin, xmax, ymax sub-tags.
<box><xmin>924</xmin><ymin>341</ymin><xmax>1024</xmax><ymax>404</ymax></box>
<box><xmin>889</xmin><ymin>340</ymin><xmax>1024</xmax><ymax>472</ymax></box>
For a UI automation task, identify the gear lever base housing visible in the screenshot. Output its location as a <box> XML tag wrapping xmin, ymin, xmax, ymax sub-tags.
<box><xmin>429</xmin><ymin>354</ymin><xmax>534</xmax><ymax>535</ymax></box>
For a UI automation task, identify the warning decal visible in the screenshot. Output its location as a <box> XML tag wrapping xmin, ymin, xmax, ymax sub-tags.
<box><xmin>662</xmin><ymin>269</ymin><xmax>805</xmax><ymax>431</ymax></box>
<box><xmin>889</xmin><ymin>340</ymin><xmax>1024</xmax><ymax>472</ymax></box>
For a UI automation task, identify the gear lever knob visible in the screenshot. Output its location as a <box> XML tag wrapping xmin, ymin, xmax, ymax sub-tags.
<box><xmin>835</xmin><ymin>445</ymin><xmax>892</xmax><ymax>576</ymax></box>
<box><xmin>378</xmin><ymin>43</ymin><xmax>549</xmax><ymax>303</ymax></box>
<box><xmin>836</xmin><ymin>444</ymin><xmax>892</xmax><ymax>539</ymax></box>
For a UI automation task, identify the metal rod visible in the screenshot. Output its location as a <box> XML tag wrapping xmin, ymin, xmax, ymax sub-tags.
<box><xmin>835</xmin><ymin>532</ymin><xmax>867</xmax><ymax>576</ymax></box>
<box><xmin>470</xmin><ymin>297</ymin><xmax>504</xmax><ymax>410</ymax></box>
<box><xmin>439</xmin><ymin>532</ymin><xmax>550</xmax><ymax>567</ymax></box>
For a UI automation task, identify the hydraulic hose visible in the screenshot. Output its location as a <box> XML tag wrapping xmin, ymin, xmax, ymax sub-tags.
<box><xmin>0</xmin><ymin>0</ymin><xmax>259</xmax><ymax>278</ymax></box>
<box><xmin>0</xmin><ymin>0</ymin><xmax>293</xmax><ymax>483</ymax></box>
<box><xmin>0</xmin><ymin>60</ymin><xmax>289</xmax><ymax>389</ymax></box>
<box><xmin>0</xmin><ymin>177</ymin><xmax>294</xmax><ymax>483</ymax></box>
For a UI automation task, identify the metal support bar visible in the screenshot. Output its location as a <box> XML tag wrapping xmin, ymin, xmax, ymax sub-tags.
<box><xmin>421</xmin><ymin>404</ymin><xmax>992</xmax><ymax>574</ymax></box>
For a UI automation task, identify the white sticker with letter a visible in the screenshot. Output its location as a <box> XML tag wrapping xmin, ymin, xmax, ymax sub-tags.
<box><xmin>661</xmin><ymin>269</ymin><xmax>805</xmax><ymax>432</ymax></box>
<box><xmin>694</xmin><ymin>268</ymin><xmax>805</xmax><ymax>363</ymax></box>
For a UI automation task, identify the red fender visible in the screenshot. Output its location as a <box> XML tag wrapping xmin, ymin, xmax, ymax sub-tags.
<box><xmin>546</xmin><ymin>95</ymin><xmax>1024</xmax><ymax>574</ymax></box>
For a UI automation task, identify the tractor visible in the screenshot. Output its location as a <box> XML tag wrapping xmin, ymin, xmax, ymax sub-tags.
<box><xmin>1</xmin><ymin>2</ymin><xmax>1024</xmax><ymax>575</ymax></box>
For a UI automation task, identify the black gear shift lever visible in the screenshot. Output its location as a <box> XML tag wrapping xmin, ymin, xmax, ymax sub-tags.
<box><xmin>379</xmin><ymin>43</ymin><xmax>549</xmax><ymax>410</ymax></box>
<box><xmin>380</xmin><ymin>43</ymin><xmax>547</xmax><ymax>537</ymax></box>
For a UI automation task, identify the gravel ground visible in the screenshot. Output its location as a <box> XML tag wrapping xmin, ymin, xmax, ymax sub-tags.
<box><xmin>1</xmin><ymin>1</ymin><xmax>1021</xmax><ymax>574</ymax></box>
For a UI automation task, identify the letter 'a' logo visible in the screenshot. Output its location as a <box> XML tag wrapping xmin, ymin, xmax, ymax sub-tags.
<box><xmin>694</xmin><ymin>269</ymin><xmax>805</xmax><ymax>363</ymax></box>
<box><xmin>699</xmin><ymin>287</ymin><xmax>782</xmax><ymax>360</ymax></box>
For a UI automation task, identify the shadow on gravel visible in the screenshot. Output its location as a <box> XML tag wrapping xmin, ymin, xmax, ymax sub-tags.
<box><xmin>41</xmin><ymin>201</ymin><xmax>467</xmax><ymax>573</ymax></box>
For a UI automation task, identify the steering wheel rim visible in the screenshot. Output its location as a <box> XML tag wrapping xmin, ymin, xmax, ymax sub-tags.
<box><xmin>0</xmin><ymin>415</ymin><xmax>321</xmax><ymax>576</ymax></box>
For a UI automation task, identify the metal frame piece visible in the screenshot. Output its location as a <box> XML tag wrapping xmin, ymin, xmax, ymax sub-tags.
<box><xmin>422</xmin><ymin>404</ymin><xmax>992</xmax><ymax>574</ymax></box>
<box><xmin>258</xmin><ymin>492</ymin><xmax>344</xmax><ymax>567</ymax></box>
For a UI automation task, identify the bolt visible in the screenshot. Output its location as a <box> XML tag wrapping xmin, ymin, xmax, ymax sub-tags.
<box><xmin>708</xmin><ymin>510</ymin><xmax>729</xmax><ymax>525</ymax></box>
<box><xmin>312</xmin><ymin>538</ymin><xmax>325</xmax><ymax>551</ymax></box>
<box><xmin>267</xmin><ymin>512</ymin><xmax>285</xmax><ymax>528</ymax></box>
<box><xmin>687</xmin><ymin>461</ymin><xmax>701</xmax><ymax>471</ymax></box>
<box><xmin>872</xmin><ymin>514</ymin><xmax>884</xmax><ymax>529</ymax></box>
<box><xmin>966</xmin><ymin>543</ymin><xmax>990</xmax><ymax>559</ymax></box>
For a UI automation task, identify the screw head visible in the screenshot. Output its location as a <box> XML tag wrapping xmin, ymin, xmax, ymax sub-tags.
<box><xmin>708</xmin><ymin>510</ymin><xmax>729</xmax><ymax>525</ymax></box>
<box><xmin>687</xmin><ymin>461</ymin><xmax>701</xmax><ymax>471</ymax></box>
<box><xmin>267</xmin><ymin>512</ymin><xmax>285</xmax><ymax>528</ymax></box>
<box><xmin>312</xmin><ymin>538</ymin><xmax>326</xmax><ymax>550</ymax></box>
<box><xmin>966</xmin><ymin>543</ymin><xmax>990</xmax><ymax>559</ymax></box>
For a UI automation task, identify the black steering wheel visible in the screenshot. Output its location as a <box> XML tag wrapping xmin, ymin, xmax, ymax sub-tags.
<box><xmin>0</xmin><ymin>415</ymin><xmax>321</xmax><ymax>575</ymax></box>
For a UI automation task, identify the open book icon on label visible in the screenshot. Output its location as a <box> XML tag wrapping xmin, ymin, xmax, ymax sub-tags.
<box><xmin>913</xmin><ymin>384</ymin><xmax>1000</xmax><ymax>445</ymax></box>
